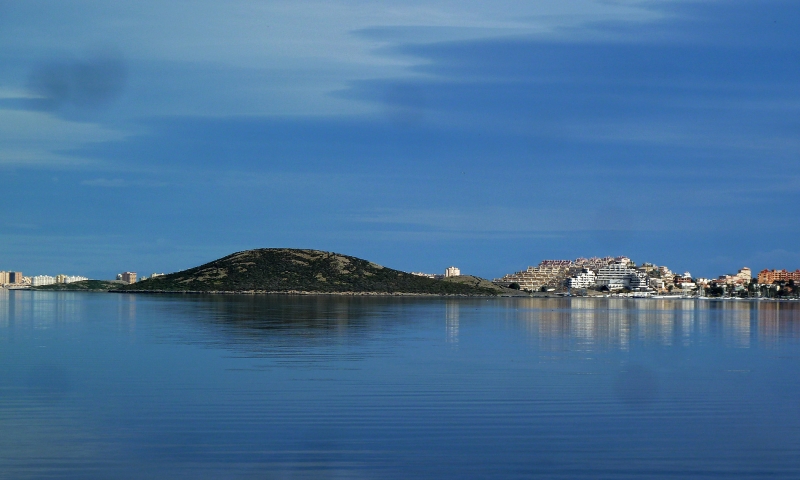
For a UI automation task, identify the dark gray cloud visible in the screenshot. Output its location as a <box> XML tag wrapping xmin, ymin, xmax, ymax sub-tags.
<box><xmin>26</xmin><ymin>54</ymin><xmax>126</xmax><ymax>111</ymax></box>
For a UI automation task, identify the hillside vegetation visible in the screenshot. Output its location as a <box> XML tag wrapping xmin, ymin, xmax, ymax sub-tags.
<box><xmin>117</xmin><ymin>248</ymin><xmax>499</xmax><ymax>295</ymax></box>
<box><xmin>441</xmin><ymin>275</ymin><xmax>527</xmax><ymax>295</ymax></box>
<box><xmin>32</xmin><ymin>280</ymin><xmax>124</xmax><ymax>291</ymax></box>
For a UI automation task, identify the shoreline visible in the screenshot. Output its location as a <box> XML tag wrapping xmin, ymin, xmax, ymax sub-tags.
<box><xmin>109</xmin><ymin>289</ymin><xmax>502</xmax><ymax>297</ymax></box>
<box><xmin>12</xmin><ymin>287</ymin><xmax>799</xmax><ymax>302</ymax></box>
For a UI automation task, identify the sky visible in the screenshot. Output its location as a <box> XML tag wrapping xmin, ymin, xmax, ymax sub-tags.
<box><xmin>1</xmin><ymin>0</ymin><xmax>799</xmax><ymax>280</ymax></box>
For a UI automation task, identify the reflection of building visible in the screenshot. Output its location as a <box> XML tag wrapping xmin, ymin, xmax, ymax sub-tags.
<box><xmin>445</xmin><ymin>301</ymin><xmax>459</xmax><ymax>344</ymax></box>
<box><xmin>117</xmin><ymin>272</ymin><xmax>137</xmax><ymax>284</ymax></box>
<box><xmin>507</xmin><ymin>297</ymin><xmax>800</xmax><ymax>353</ymax></box>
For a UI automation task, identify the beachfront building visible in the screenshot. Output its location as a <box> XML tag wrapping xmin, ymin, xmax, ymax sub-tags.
<box><xmin>673</xmin><ymin>274</ymin><xmax>696</xmax><ymax>289</ymax></box>
<box><xmin>595</xmin><ymin>262</ymin><xmax>650</xmax><ymax>291</ymax></box>
<box><xmin>629</xmin><ymin>271</ymin><xmax>650</xmax><ymax>290</ymax></box>
<box><xmin>567</xmin><ymin>269</ymin><xmax>597</xmax><ymax>288</ymax></box>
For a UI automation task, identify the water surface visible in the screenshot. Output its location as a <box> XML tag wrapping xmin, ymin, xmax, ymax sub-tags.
<box><xmin>2</xmin><ymin>291</ymin><xmax>800</xmax><ymax>479</ymax></box>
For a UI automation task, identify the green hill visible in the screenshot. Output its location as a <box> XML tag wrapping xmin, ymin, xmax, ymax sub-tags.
<box><xmin>116</xmin><ymin>248</ymin><xmax>499</xmax><ymax>295</ymax></box>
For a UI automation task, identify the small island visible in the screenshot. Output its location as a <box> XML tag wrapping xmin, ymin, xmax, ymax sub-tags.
<box><xmin>113</xmin><ymin>248</ymin><xmax>517</xmax><ymax>296</ymax></box>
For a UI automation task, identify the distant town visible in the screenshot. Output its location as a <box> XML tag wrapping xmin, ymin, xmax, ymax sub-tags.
<box><xmin>0</xmin><ymin>271</ymin><xmax>164</xmax><ymax>288</ymax></box>
<box><xmin>1</xmin><ymin>256</ymin><xmax>799</xmax><ymax>298</ymax></box>
<box><xmin>416</xmin><ymin>257</ymin><xmax>800</xmax><ymax>299</ymax></box>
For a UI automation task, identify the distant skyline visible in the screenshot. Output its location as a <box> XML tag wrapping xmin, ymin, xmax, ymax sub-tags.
<box><xmin>2</xmin><ymin>1</ymin><xmax>799</xmax><ymax>279</ymax></box>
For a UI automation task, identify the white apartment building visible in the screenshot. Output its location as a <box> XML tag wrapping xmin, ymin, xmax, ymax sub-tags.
<box><xmin>63</xmin><ymin>275</ymin><xmax>88</xmax><ymax>284</ymax></box>
<box><xmin>596</xmin><ymin>262</ymin><xmax>650</xmax><ymax>291</ymax></box>
<box><xmin>444</xmin><ymin>266</ymin><xmax>461</xmax><ymax>278</ymax></box>
<box><xmin>629</xmin><ymin>271</ymin><xmax>650</xmax><ymax>290</ymax></box>
<box><xmin>567</xmin><ymin>269</ymin><xmax>597</xmax><ymax>288</ymax></box>
<box><xmin>31</xmin><ymin>275</ymin><xmax>56</xmax><ymax>287</ymax></box>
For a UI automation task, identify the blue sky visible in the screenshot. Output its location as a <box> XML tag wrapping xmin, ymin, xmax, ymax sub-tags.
<box><xmin>1</xmin><ymin>0</ymin><xmax>799</xmax><ymax>279</ymax></box>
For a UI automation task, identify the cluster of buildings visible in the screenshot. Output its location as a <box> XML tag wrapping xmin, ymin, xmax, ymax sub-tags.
<box><xmin>493</xmin><ymin>257</ymin><xmax>642</xmax><ymax>292</ymax></box>
<box><xmin>492</xmin><ymin>257</ymin><xmax>783</xmax><ymax>296</ymax></box>
<box><xmin>0</xmin><ymin>271</ymin><xmax>25</xmax><ymax>286</ymax></box>
<box><xmin>404</xmin><ymin>259</ymin><xmax>800</xmax><ymax>298</ymax></box>
<box><xmin>0</xmin><ymin>271</ymin><xmax>91</xmax><ymax>287</ymax></box>
<box><xmin>1</xmin><ymin>269</ymin><xmax>166</xmax><ymax>288</ymax></box>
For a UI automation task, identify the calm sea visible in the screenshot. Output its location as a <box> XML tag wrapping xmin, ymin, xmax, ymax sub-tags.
<box><xmin>2</xmin><ymin>290</ymin><xmax>800</xmax><ymax>479</ymax></box>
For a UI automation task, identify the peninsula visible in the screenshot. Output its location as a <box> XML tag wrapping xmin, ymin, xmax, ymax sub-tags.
<box><xmin>114</xmin><ymin>248</ymin><xmax>512</xmax><ymax>295</ymax></box>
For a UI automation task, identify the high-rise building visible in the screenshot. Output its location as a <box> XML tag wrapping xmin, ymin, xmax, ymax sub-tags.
<box><xmin>9</xmin><ymin>272</ymin><xmax>23</xmax><ymax>284</ymax></box>
<box><xmin>444</xmin><ymin>266</ymin><xmax>461</xmax><ymax>278</ymax></box>
<box><xmin>0</xmin><ymin>271</ymin><xmax>8</xmax><ymax>284</ymax></box>
<box><xmin>596</xmin><ymin>262</ymin><xmax>651</xmax><ymax>291</ymax></box>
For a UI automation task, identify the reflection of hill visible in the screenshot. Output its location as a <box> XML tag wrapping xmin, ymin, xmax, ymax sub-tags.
<box><xmin>148</xmin><ymin>295</ymin><xmax>461</xmax><ymax>359</ymax></box>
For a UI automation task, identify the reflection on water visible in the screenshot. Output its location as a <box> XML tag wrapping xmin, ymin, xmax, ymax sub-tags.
<box><xmin>4</xmin><ymin>292</ymin><xmax>800</xmax><ymax>353</ymax></box>
<box><xmin>497</xmin><ymin>298</ymin><xmax>800</xmax><ymax>352</ymax></box>
<box><xmin>446</xmin><ymin>300</ymin><xmax>459</xmax><ymax>345</ymax></box>
<box><xmin>3</xmin><ymin>291</ymin><xmax>800</xmax><ymax>479</ymax></box>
